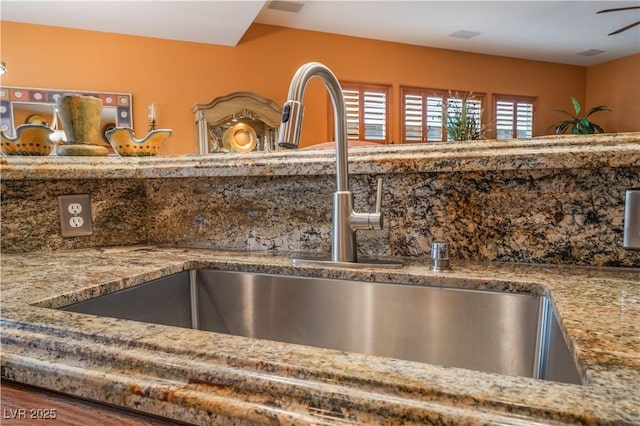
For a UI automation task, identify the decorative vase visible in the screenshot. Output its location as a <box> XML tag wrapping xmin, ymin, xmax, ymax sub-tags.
<box><xmin>1</xmin><ymin>124</ymin><xmax>55</xmax><ymax>156</ymax></box>
<box><xmin>55</xmin><ymin>94</ymin><xmax>108</xmax><ymax>156</ymax></box>
<box><xmin>105</xmin><ymin>127</ymin><xmax>173</xmax><ymax>156</ymax></box>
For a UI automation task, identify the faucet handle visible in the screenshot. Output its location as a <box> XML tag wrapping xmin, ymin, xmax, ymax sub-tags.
<box><xmin>350</xmin><ymin>177</ymin><xmax>384</xmax><ymax>231</ymax></box>
<box><xmin>368</xmin><ymin>177</ymin><xmax>384</xmax><ymax>230</ymax></box>
<box><xmin>375</xmin><ymin>177</ymin><xmax>383</xmax><ymax>213</ymax></box>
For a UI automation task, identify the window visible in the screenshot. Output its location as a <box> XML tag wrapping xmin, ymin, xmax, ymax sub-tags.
<box><xmin>339</xmin><ymin>82</ymin><xmax>390</xmax><ymax>142</ymax></box>
<box><xmin>401</xmin><ymin>87</ymin><xmax>485</xmax><ymax>142</ymax></box>
<box><xmin>494</xmin><ymin>95</ymin><xmax>535</xmax><ymax>139</ymax></box>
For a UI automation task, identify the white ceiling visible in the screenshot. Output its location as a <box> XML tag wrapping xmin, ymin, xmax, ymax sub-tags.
<box><xmin>2</xmin><ymin>0</ymin><xmax>639</xmax><ymax>66</ymax></box>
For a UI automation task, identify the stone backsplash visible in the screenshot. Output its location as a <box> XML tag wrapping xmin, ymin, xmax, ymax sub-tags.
<box><xmin>144</xmin><ymin>166</ymin><xmax>638</xmax><ymax>267</ymax></box>
<box><xmin>1</xmin><ymin>179</ymin><xmax>148</xmax><ymax>253</ymax></box>
<box><xmin>2</xmin><ymin>134</ymin><xmax>639</xmax><ymax>267</ymax></box>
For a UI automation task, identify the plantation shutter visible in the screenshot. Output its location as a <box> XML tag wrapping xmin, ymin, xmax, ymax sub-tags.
<box><xmin>343</xmin><ymin>89</ymin><xmax>360</xmax><ymax>139</ymax></box>
<box><xmin>466</xmin><ymin>99</ymin><xmax>483</xmax><ymax>123</ymax></box>
<box><xmin>404</xmin><ymin>94</ymin><xmax>423</xmax><ymax>142</ymax></box>
<box><xmin>496</xmin><ymin>101</ymin><xmax>515</xmax><ymax>139</ymax></box>
<box><xmin>516</xmin><ymin>102</ymin><xmax>534</xmax><ymax>138</ymax></box>
<box><xmin>402</xmin><ymin>87</ymin><xmax>485</xmax><ymax>143</ymax></box>
<box><xmin>426</xmin><ymin>96</ymin><xmax>444</xmax><ymax>141</ymax></box>
<box><xmin>402</xmin><ymin>92</ymin><xmax>446</xmax><ymax>143</ymax></box>
<box><xmin>363</xmin><ymin>90</ymin><xmax>386</xmax><ymax>140</ymax></box>
<box><xmin>338</xmin><ymin>83</ymin><xmax>390</xmax><ymax>142</ymax></box>
<box><xmin>495</xmin><ymin>96</ymin><xmax>535</xmax><ymax>139</ymax></box>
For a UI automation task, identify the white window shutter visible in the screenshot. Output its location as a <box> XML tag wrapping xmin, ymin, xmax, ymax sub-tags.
<box><xmin>404</xmin><ymin>94</ymin><xmax>423</xmax><ymax>142</ymax></box>
<box><xmin>364</xmin><ymin>90</ymin><xmax>386</xmax><ymax>140</ymax></box>
<box><xmin>343</xmin><ymin>89</ymin><xmax>360</xmax><ymax>139</ymax></box>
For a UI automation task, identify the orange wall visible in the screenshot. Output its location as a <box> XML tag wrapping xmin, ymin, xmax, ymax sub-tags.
<box><xmin>1</xmin><ymin>20</ymin><xmax>636</xmax><ymax>155</ymax></box>
<box><xmin>586</xmin><ymin>53</ymin><xmax>640</xmax><ymax>133</ymax></box>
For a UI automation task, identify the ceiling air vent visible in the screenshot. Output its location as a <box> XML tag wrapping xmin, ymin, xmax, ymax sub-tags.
<box><xmin>576</xmin><ymin>49</ymin><xmax>606</xmax><ymax>56</ymax></box>
<box><xmin>448</xmin><ymin>30</ymin><xmax>480</xmax><ymax>39</ymax></box>
<box><xmin>268</xmin><ymin>1</ymin><xmax>304</xmax><ymax>13</ymax></box>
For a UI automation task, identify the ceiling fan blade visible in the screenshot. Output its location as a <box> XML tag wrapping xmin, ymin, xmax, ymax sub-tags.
<box><xmin>608</xmin><ymin>20</ymin><xmax>640</xmax><ymax>35</ymax></box>
<box><xmin>597</xmin><ymin>6</ymin><xmax>640</xmax><ymax>14</ymax></box>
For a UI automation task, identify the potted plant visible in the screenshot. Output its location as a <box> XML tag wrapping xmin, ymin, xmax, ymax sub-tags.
<box><xmin>552</xmin><ymin>97</ymin><xmax>610</xmax><ymax>134</ymax></box>
<box><xmin>441</xmin><ymin>92</ymin><xmax>489</xmax><ymax>141</ymax></box>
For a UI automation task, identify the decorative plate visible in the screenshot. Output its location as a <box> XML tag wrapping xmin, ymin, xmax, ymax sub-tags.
<box><xmin>224</xmin><ymin>123</ymin><xmax>257</xmax><ymax>153</ymax></box>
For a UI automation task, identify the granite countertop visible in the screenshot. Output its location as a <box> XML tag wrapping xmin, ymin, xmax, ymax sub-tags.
<box><xmin>1</xmin><ymin>247</ymin><xmax>638</xmax><ymax>425</ymax></box>
<box><xmin>1</xmin><ymin>132</ymin><xmax>639</xmax><ymax>180</ymax></box>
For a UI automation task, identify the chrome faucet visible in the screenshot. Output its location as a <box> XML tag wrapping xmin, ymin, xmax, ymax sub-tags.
<box><xmin>278</xmin><ymin>62</ymin><xmax>399</xmax><ymax>267</ymax></box>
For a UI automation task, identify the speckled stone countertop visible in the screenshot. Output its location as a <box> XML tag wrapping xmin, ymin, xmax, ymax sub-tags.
<box><xmin>1</xmin><ymin>132</ymin><xmax>639</xmax><ymax>180</ymax></box>
<box><xmin>1</xmin><ymin>247</ymin><xmax>638</xmax><ymax>425</ymax></box>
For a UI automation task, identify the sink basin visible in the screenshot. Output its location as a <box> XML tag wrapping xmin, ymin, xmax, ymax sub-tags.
<box><xmin>60</xmin><ymin>270</ymin><xmax>581</xmax><ymax>384</ymax></box>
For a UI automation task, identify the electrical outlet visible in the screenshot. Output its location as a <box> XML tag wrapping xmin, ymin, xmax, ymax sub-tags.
<box><xmin>58</xmin><ymin>194</ymin><xmax>93</xmax><ymax>237</ymax></box>
<box><xmin>68</xmin><ymin>203</ymin><xmax>83</xmax><ymax>215</ymax></box>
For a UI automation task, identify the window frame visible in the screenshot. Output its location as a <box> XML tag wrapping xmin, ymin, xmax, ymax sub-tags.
<box><xmin>401</xmin><ymin>86</ymin><xmax>486</xmax><ymax>143</ymax></box>
<box><xmin>331</xmin><ymin>81</ymin><xmax>391</xmax><ymax>143</ymax></box>
<box><xmin>493</xmin><ymin>94</ymin><xmax>536</xmax><ymax>140</ymax></box>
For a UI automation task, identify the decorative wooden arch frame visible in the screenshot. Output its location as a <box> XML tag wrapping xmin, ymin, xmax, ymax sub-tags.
<box><xmin>193</xmin><ymin>92</ymin><xmax>282</xmax><ymax>154</ymax></box>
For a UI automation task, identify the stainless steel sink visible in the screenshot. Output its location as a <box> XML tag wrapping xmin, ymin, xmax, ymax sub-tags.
<box><xmin>60</xmin><ymin>270</ymin><xmax>582</xmax><ymax>384</ymax></box>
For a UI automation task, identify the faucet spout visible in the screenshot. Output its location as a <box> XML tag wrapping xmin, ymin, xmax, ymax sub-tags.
<box><xmin>278</xmin><ymin>62</ymin><xmax>398</xmax><ymax>266</ymax></box>
<box><xmin>278</xmin><ymin>62</ymin><xmax>349</xmax><ymax>192</ymax></box>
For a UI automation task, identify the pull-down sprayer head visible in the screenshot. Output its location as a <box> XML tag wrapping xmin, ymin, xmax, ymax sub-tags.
<box><xmin>277</xmin><ymin>100</ymin><xmax>304</xmax><ymax>149</ymax></box>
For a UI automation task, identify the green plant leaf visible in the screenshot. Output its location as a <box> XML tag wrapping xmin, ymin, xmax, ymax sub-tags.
<box><xmin>585</xmin><ymin>105</ymin><xmax>610</xmax><ymax>118</ymax></box>
<box><xmin>552</xmin><ymin>109</ymin><xmax>578</xmax><ymax>120</ymax></box>
<box><xmin>578</xmin><ymin>118</ymin><xmax>590</xmax><ymax>128</ymax></box>
<box><xmin>555</xmin><ymin>121</ymin><xmax>572</xmax><ymax>134</ymax></box>
<box><xmin>571</xmin><ymin>97</ymin><xmax>581</xmax><ymax>115</ymax></box>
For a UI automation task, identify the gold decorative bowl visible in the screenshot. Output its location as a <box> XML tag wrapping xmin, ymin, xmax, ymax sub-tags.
<box><xmin>105</xmin><ymin>127</ymin><xmax>172</xmax><ymax>156</ymax></box>
<box><xmin>1</xmin><ymin>124</ymin><xmax>56</xmax><ymax>156</ymax></box>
